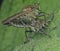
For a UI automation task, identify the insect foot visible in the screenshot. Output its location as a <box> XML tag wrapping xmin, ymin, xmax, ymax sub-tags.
<box><xmin>24</xmin><ymin>39</ymin><xmax>30</xmax><ymax>44</ymax></box>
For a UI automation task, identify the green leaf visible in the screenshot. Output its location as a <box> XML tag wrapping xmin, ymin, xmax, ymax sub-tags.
<box><xmin>0</xmin><ymin>0</ymin><xmax>60</xmax><ymax>51</ymax></box>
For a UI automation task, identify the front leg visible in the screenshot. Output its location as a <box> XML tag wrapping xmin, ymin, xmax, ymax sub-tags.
<box><xmin>37</xmin><ymin>11</ymin><xmax>49</xmax><ymax>23</ymax></box>
<box><xmin>36</xmin><ymin>10</ymin><xmax>49</xmax><ymax>17</ymax></box>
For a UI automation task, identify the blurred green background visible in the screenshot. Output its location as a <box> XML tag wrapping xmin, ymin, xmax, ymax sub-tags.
<box><xmin>0</xmin><ymin>0</ymin><xmax>60</xmax><ymax>51</ymax></box>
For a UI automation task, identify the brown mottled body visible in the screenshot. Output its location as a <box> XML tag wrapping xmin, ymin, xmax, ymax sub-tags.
<box><xmin>2</xmin><ymin>3</ymin><xmax>54</xmax><ymax>44</ymax></box>
<box><xmin>2</xmin><ymin>3</ymin><xmax>40</xmax><ymax>25</ymax></box>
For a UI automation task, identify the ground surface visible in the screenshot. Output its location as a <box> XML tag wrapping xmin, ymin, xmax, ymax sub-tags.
<box><xmin>0</xmin><ymin>0</ymin><xmax>60</xmax><ymax>51</ymax></box>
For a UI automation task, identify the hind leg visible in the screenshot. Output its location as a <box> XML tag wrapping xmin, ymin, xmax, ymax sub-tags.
<box><xmin>39</xmin><ymin>28</ymin><xmax>51</xmax><ymax>38</ymax></box>
<box><xmin>40</xmin><ymin>26</ymin><xmax>57</xmax><ymax>38</ymax></box>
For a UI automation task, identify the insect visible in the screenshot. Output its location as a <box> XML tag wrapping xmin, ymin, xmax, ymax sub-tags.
<box><xmin>2</xmin><ymin>3</ymin><xmax>54</xmax><ymax>44</ymax></box>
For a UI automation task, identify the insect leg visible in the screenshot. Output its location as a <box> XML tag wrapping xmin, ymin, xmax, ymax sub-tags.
<box><xmin>48</xmin><ymin>26</ymin><xmax>57</xmax><ymax>33</ymax></box>
<box><xmin>39</xmin><ymin>28</ymin><xmax>51</xmax><ymax>37</ymax></box>
<box><xmin>24</xmin><ymin>27</ymin><xmax>30</xmax><ymax>44</ymax></box>
<box><xmin>28</xmin><ymin>27</ymin><xmax>36</xmax><ymax>39</ymax></box>
<box><xmin>24</xmin><ymin>27</ymin><xmax>34</xmax><ymax>44</ymax></box>
<box><xmin>47</xmin><ymin>11</ymin><xmax>55</xmax><ymax>25</ymax></box>
<box><xmin>31</xmin><ymin>42</ymin><xmax>35</xmax><ymax>51</ymax></box>
<box><xmin>46</xmin><ymin>26</ymin><xmax>56</xmax><ymax>37</ymax></box>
